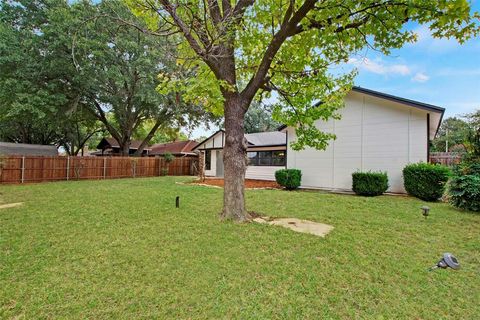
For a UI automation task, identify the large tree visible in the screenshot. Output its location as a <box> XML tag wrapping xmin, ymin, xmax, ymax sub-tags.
<box><xmin>0</xmin><ymin>0</ymin><xmax>210</xmax><ymax>155</ymax></box>
<box><xmin>0</xmin><ymin>0</ymin><xmax>107</xmax><ymax>149</ymax></box>
<box><xmin>71</xmin><ymin>0</ymin><xmax>211</xmax><ymax>155</ymax></box>
<box><xmin>0</xmin><ymin>0</ymin><xmax>76</xmax><ymax>145</ymax></box>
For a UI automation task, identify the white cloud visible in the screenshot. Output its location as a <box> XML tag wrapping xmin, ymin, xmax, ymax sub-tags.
<box><xmin>411</xmin><ymin>72</ymin><xmax>429</xmax><ymax>83</ymax></box>
<box><xmin>347</xmin><ymin>57</ymin><xmax>411</xmax><ymax>76</ymax></box>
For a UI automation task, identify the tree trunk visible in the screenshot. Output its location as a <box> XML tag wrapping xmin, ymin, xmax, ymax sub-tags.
<box><xmin>221</xmin><ymin>96</ymin><xmax>250</xmax><ymax>222</ymax></box>
<box><xmin>120</xmin><ymin>141</ymin><xmax>130</xmax><ymax>156</ymax></box>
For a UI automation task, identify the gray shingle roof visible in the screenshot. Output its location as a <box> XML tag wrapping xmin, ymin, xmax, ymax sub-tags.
<box><xmin>245</xmin><ymin>132</ymin><xmax>286</xmax><ymax>146</ymax></box>
<box><xmin>0</xmin><ymin>142</ymin><xmax>58</xmax><ymax>156</ymax></box>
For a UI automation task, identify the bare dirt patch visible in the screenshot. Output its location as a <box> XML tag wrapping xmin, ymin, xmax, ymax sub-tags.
<box><xmin>253</xmin><ymin>216</ymin><xmax>334</xmax><ymax>237</ymax></box>
<box><xmin>191</xmin><ymin>178</ymin><xmax>281</xmax><ymax>189</ymax></box>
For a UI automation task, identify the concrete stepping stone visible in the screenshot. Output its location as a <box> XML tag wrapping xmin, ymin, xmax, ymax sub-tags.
<box><xmin>253</xmin><ymin>216</ymin><xmax>333</xmax><ymax>237</ymax></box>
<box><xmin>0</xmin><ymin>202</ymin><xmax>23</xmax><ymax>209</ymax></box>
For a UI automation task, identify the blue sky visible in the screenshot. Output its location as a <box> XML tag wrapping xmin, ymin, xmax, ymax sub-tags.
<box><xmin>190</xmin><ymin>1</ymin><xmax>480</xmax><ymax>139</ymax></box>
<box><xmin>349</xmin><ymin>2</ymin><xmax>480</xmax><ymax>119</ymax></box>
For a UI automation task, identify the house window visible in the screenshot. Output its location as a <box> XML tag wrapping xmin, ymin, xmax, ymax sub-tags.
<box><xmin>247</xmin><ymin>151</ymin><xmax>285</xmax><ymax>166</ymax></box>
<box><xmin>205</xmin><ymin>150</ymin><xmax>211</xmax><ymax>170</ymax></box>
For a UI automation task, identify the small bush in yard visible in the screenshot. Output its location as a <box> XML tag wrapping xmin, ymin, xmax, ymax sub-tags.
<box><xmin>446</xmin><ymin>161</ymin><xmax>480</xmax><ymax>212</ymax></box>
<box><xmin>352</xmin><ymin>171</ymin><xmax>389</xmax><ymax>196</ymax></box>
<box><xmin>446</xmin><ymin>175</ymin><xmax>480</xmax><ymax>212</ymax></box>
<box><xmin>403</xmin><ymin>163</ymin><xmax>450</xmax><ymax>201</ymax></box>
<box><xmin>275</xmin><ymin>169</ymin><xmax>302</xmax><ymax>190</ymax></box>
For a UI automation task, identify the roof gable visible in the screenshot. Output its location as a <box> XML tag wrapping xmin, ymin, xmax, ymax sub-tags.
<box><xmin>278</xmin><ymin>86</ymin><xmax>445</xmax><ymax>138</ymax></box>
<box><xmin>351</xmin><ymin>86</ymin><xmax>444</xmax><ymax>113</ymax></box>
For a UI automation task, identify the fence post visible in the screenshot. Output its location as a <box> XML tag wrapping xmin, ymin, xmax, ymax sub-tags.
<box><xmin>158</xmin><ymin>157</ymin><xmax>161</xmax><ymax>176</ymax></box>
<box><xmin>103</xmin><ymin>157</ymin><xmax>106</xmax><ymax>179</ymax></box>
<box><xmin>66</xmin><ymin>156</ymin><xmax>70</xmax><ymax>181</ymax></box>
<box><xmin>21</xmin><ymin>156</ymin><xmax>25</xmax><ymax>183</ymax></box>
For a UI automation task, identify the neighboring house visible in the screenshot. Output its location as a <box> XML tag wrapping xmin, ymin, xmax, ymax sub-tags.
<box><xmin>280</xmin><ymin>86</ymin><xmax>444</xmax><ymax>193</ymax></box>
<box><xmin>0</xmin><ymin>142</ymin><xmax>58</xmax><ymax>156</ymax></box>
<box><xmin>193</xmin><ymin>131</ymin><xmax>287</xmax><ymax>180</ymax></box>
<box><xmin>195</xmin><ymin>86</ymin><xmax>444</xmax><ymax>193</ymax></box>
<box><xmin>94</xmin><ymin>138</ymin><xmax>151</xmax><ymax>156</ymax></box>
<box><xmin>150</xmin><ymin>140</ymin><xmax>199</xmax><ymax>157</ymax></box>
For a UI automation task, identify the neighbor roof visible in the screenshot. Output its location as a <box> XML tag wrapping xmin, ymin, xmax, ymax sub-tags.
<box><xmin>0</xmin><ymin>142</ymin><xmax>58</xmax><ymax>156</ymax></box>
<box><xmin>97</xmin><ymin>138</ymin><xmax>151</xmax><ymax>150</ymax></box>
<box><xmin>150</xmin><ymin>140</ymin><xmax>199</xmax><ymax>156</ymax></box>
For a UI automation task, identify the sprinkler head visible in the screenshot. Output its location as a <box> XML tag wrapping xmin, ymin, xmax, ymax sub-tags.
<box><xmin>421</xmin><ymin>206</ymin><xmax>430</xmax><ymax>218</ymax></box>
<box><xmin>429</xmin><ymin>253</ymin><xmax>460</xmax><ymax>271</ymax></box>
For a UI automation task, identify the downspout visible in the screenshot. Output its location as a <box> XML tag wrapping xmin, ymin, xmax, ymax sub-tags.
<box><xmin>285</xmin><ymin>130</ymin><xmax>288</xmax><ymax>169</ymax></box>
<box><xmin>427</xmin><ymin>113</ymin><xmax>431</xmax><ymax>163</ymax></box>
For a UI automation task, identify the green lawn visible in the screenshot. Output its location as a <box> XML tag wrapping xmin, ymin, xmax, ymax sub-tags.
<box><xmin>1</xmin><ymin>177</ymin><xmax>479</xmax><ymax>319</ymax></box>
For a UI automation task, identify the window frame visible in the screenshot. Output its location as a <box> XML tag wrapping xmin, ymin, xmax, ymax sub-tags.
<box><xmin>204</xmin><ymin>150</ymin><xmax>211</xmax><ymax>170</ymax></box>
<box><xmin>247</xmin><ymin>150</ymin><xmax>286</xmax><ymax>167</ymax></box>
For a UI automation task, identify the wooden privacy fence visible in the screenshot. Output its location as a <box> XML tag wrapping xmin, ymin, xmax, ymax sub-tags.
<box><xmin>0</xmin><ymin>156</ymin><xmax>198</xmax><ymax>184</ymax></box>
<box><xmin>430</xmin><ymin>152</ymin><xmax>463</xmax><ymax>167</ymax></box>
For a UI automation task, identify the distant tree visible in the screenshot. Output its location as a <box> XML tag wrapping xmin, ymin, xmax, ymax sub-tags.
<box><xmin>57</xmin><ymin>108</ymin><xmax>106</xmax><ymax>156</ymax></box>
<box><xmin>218</xmin><ymin>101</ymin><xmax>280</xmax><ymax>133</ymax></box>
<box><xmin>133</xmin><ymin>121</ymin><xmax>189</xmax><ymax>144</ymax></box>
<box><xmin>243</xmin><ymin>102</ymin><xmax>281</xmax><ymax>133</ymax></box>
<box><xmin>464</xmin><ymin>109</ymin><xmax>480</xmax><ymax>159</ymax></box>
<box><xmin>432</xmin><ymin>117</ymin><xmax>471</xmax><ymax>152</ymax></box>
<box><xmin>195</xmin><ymin>136</ymin><xmax>208</xmax><ymax>143</ymax></box>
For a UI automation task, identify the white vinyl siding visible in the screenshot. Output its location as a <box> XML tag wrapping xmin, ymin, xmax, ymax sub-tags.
<box><xmin>245</xmin><ymin>166</ymin><xmax>280</xmax><ymax>181</ymax></box>
<box><xmin>287</xmin><ymin>91</ymin><xmax>428</xmax><ymax>193</ymax></box>
<box><xmin>198</xmin><ymin>131</ymin><xmax>286</xmax><ymax>180</ymax></box>
<box><xmin>206</xmin><ymin>159</ymin><xmax>282</xmax><ymax>181</ymax></box>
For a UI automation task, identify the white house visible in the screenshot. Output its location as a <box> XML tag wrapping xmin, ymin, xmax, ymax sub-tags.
<box><xmin>193</xmin><ymin>131</ymin><xmax>287</xmax><ymax>181</ymax></box>
<box><xmin>280</xmin><ymin>87</ymin><xmax>444</xmax><ymax>193</ymax></box>
<box><xmin>195</xmin><ymin>86</ymin><xmax>444</xmax><ymax>193</ymax></box>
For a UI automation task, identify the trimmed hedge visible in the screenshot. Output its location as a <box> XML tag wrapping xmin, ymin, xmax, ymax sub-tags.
<box><xmin>275</xmin><ymin>169</ymin><xmax>302</xmax><ymax>190</ymax></box>
<box><xmin>446</xmin><ymin>174</ymin><xmax>480</xmax><ymax>212</ymax></box>
<box><xmin>403</xmin><ymin>163</ymin><xmax>450</xmax><ymax>201</ymax></box>
<box><xmin>352</xmin><ymin>171</ymin><xmax>389</xmax><ymax>196</ymax></box>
